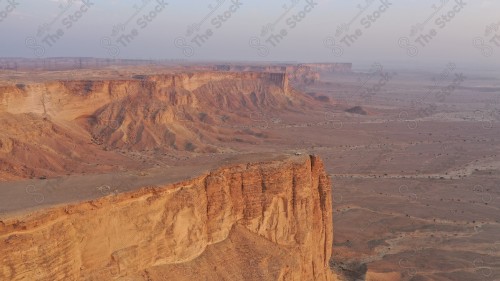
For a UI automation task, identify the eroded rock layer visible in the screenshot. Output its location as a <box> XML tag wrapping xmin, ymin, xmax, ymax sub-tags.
<box><xmin>0</xmin><ymin>155</ymin><xmax>337</xmax><ymax>281</ymax></box>
<box><xmin>0</xmin><ymin>71</ymin><xmax>324</xmax><ymax>180</ymax></box>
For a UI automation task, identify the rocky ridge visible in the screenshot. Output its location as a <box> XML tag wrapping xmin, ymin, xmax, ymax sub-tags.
<box><xmin>0</xmin><ymin>154</ymin><xmax>338</xmax><ymax>281</ymax></box>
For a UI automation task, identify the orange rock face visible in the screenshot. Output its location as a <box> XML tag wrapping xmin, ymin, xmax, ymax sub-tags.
<box><xmin>0</xmin><ymin>155</ymin><xmax>338</xmax><ymax>281</ymax></box>
<box><xmin>0</xmin><ymin>71</ymin><xmax>324</xmax><ymax>180</ymax></box>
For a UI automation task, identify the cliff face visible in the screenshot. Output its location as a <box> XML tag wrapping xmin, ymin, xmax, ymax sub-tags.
<box><xmin>302</xmin><ymin>63</ymin><xmax>353</xmax><ymax>73</ymax></box>
<box><xmin>0</xmin><ymin>155</ymin><xmax>336</xmax><ymax>281</ymax></box>
<box><xmin>0</xmin><ymin>71</ymin><xmax>314</xmax><ymax>179</ymax></box>
<box><xmin>0</xmin><ymin>72</ymin><xmax>290</xmax><ymax>119</ymax></box>
<box><xmin>209</xmin><ymin>64</ymin><xmax>319</xmax><ymax>86</ymax></box>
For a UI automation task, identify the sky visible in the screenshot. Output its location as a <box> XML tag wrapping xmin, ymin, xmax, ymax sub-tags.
<box><xmin>0</xmin><ymin>0</ymin><xmax>499</xmax><ymax>69</ymax></box>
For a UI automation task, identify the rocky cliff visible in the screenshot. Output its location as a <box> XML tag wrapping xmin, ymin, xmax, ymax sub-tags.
<box><xmin>0</xmin><ymin>72</ymin><xmax>291</xmax><ymax>119</ymax></box>
<box><xmin>209</xmin><ymin>64</ymin><xmax>319</xmax><ymax>85</ymax></box>
<box><xmin>0</xmin><ymin>154</ymin><xmax>337</xmax><ymax>281</ymax></box>
<box><xmin>208</xmin><ymin>63</ymin><xmax>352</xmax><ymax>85</ymax></box>
<box><xmin>302</xmin><ymin>63</ymin><xmax>352</xmax><ymax>73</ymax></box>
<box><xmin>0</xmin><ymin>71</ymin><xmax>318</xmax><ymax>180</ymax></box>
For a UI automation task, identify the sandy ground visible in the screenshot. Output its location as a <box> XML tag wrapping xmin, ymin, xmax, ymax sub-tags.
<box><xmin>1</xmin><ymin>65</ymin><xmax>499</xmax><ymax>281</ymax></box>
<box><xmin>0</xmin><ymin>152</ymin><xmax>294</xmax><ymax>218</ymax></box>
<box><xmin>293</xmin><ymin>70</ymin><xmax>500</xmax><ymax>281</ymax></box>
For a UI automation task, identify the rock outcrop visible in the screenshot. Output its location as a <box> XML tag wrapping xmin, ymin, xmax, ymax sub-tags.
<box><xmin>0</xmin><ymin>72</ymin><xmax>291</xmax><ymax>119</ymax></box>
<box><xmin>209</xmin><ymin>64</ymin><xmax>320</xmax><ymax>85</ymax></box>
<box><xmin>207</xmin><ymin>63</ymin><xmax>352</xmax><ymax>86</ymax></box>
<box><xmin>0</xmin><ymin>71</ymin><xmax>324</xmax><ymax>180</ymax></box>
<box><xmin>0</xmin><ymin>154</ymin><xmax>337</xmax><ymax>281</ymax></box>
<box><xmin>301</xmin><ymin>63</ymin><xmax>353</xmax><ymax>73</ymax></box>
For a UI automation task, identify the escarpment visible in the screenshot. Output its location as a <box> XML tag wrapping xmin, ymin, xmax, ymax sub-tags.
<box><xmin>0</xmin><ymin>72</ymin><xmax>293</xmax><ymax>145</ymax></box>
<box><xmin>0</xmin><ymin>154</ymin><xmax>337</xmax><ymax>281</ymax></box>
<box><xmin>0</xmin><ymin>72</ymin><xmax>291</xmax><ymax>119</ymax></box>
<box><xmin>207</xmin><ymin>63</ymin><xmax>352</xmax><ymax>85</ymax></box>
<box><xmin>301</xmin><ymin>63</ymin><xmax>353</xmax><ymax>73</ymax></box>
<box><xmin>0</xmin><ymin>71</ymin><xmax>327</xmax><ymax>180</ymax></box>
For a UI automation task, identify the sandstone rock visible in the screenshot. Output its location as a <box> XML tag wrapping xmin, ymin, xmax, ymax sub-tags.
<box><xmin>0</xmin><ymin>71</ymin><xmax>328</xmax><ymax>180</ymax></box>
<box><xmin>0</xmin><ymin>155</ymin><xmax>338</xmax><ymax>281</ymax></box>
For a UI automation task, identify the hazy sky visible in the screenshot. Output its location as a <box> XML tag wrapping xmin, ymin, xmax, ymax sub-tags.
<box><xmin>1</xmin><ymin>0</ymin><xmax>499</xmax><ymax>69</ymax></box>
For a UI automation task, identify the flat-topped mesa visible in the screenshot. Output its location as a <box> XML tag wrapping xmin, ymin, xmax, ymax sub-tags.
<box><xmin>212</xmin><ymin>64</ymin><xmax>288</xmax><ymax>73</ymax></box>
<box><xmin>0</xmin><ymin>155</ymin><xmax>337</xmax><ymax>281</ymax></box>
<box><xmin>0</xmin><ymin>71</ymin><xmax>290</xmax><ymax>92</ymax></box>
<box><xmin>210</xmin><ymin>64</ymin><xmax>315</xmax><ymax>86</ymax></box>
<box><xmin>0</xmin><ymin>71</ymin><xmax>292</xmax><ymax>117</ymax></box>
<box><xmin>144</xmin><ymin>72</ymin><xmax>289</xmax><ymax>93</ymax></box>
<box><xmin>209</xmin><ymin>63</ymin><xmax>353</xmax><ymax>74</ymax></box>
<box><xmin>301</xmin><ymin>63</ymin><xmax>353</xmax><ymax>73</ymax></box>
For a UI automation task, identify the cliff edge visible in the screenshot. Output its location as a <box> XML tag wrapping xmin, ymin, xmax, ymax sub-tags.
<box><xmin>0</xmin><ymin>71</ymin><xmax>326</xmax><ymax>180</ymax></box>
<box><xmin>0</xmin><ymin>154</ymin><xmax>338</xmax><ymax>281</ymax></box>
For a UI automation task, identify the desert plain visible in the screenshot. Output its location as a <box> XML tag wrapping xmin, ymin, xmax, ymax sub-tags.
<box><xmin>0</xmin><ymin>60</ymin><xmax>499</xmax><ymax>281</ymax></box>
